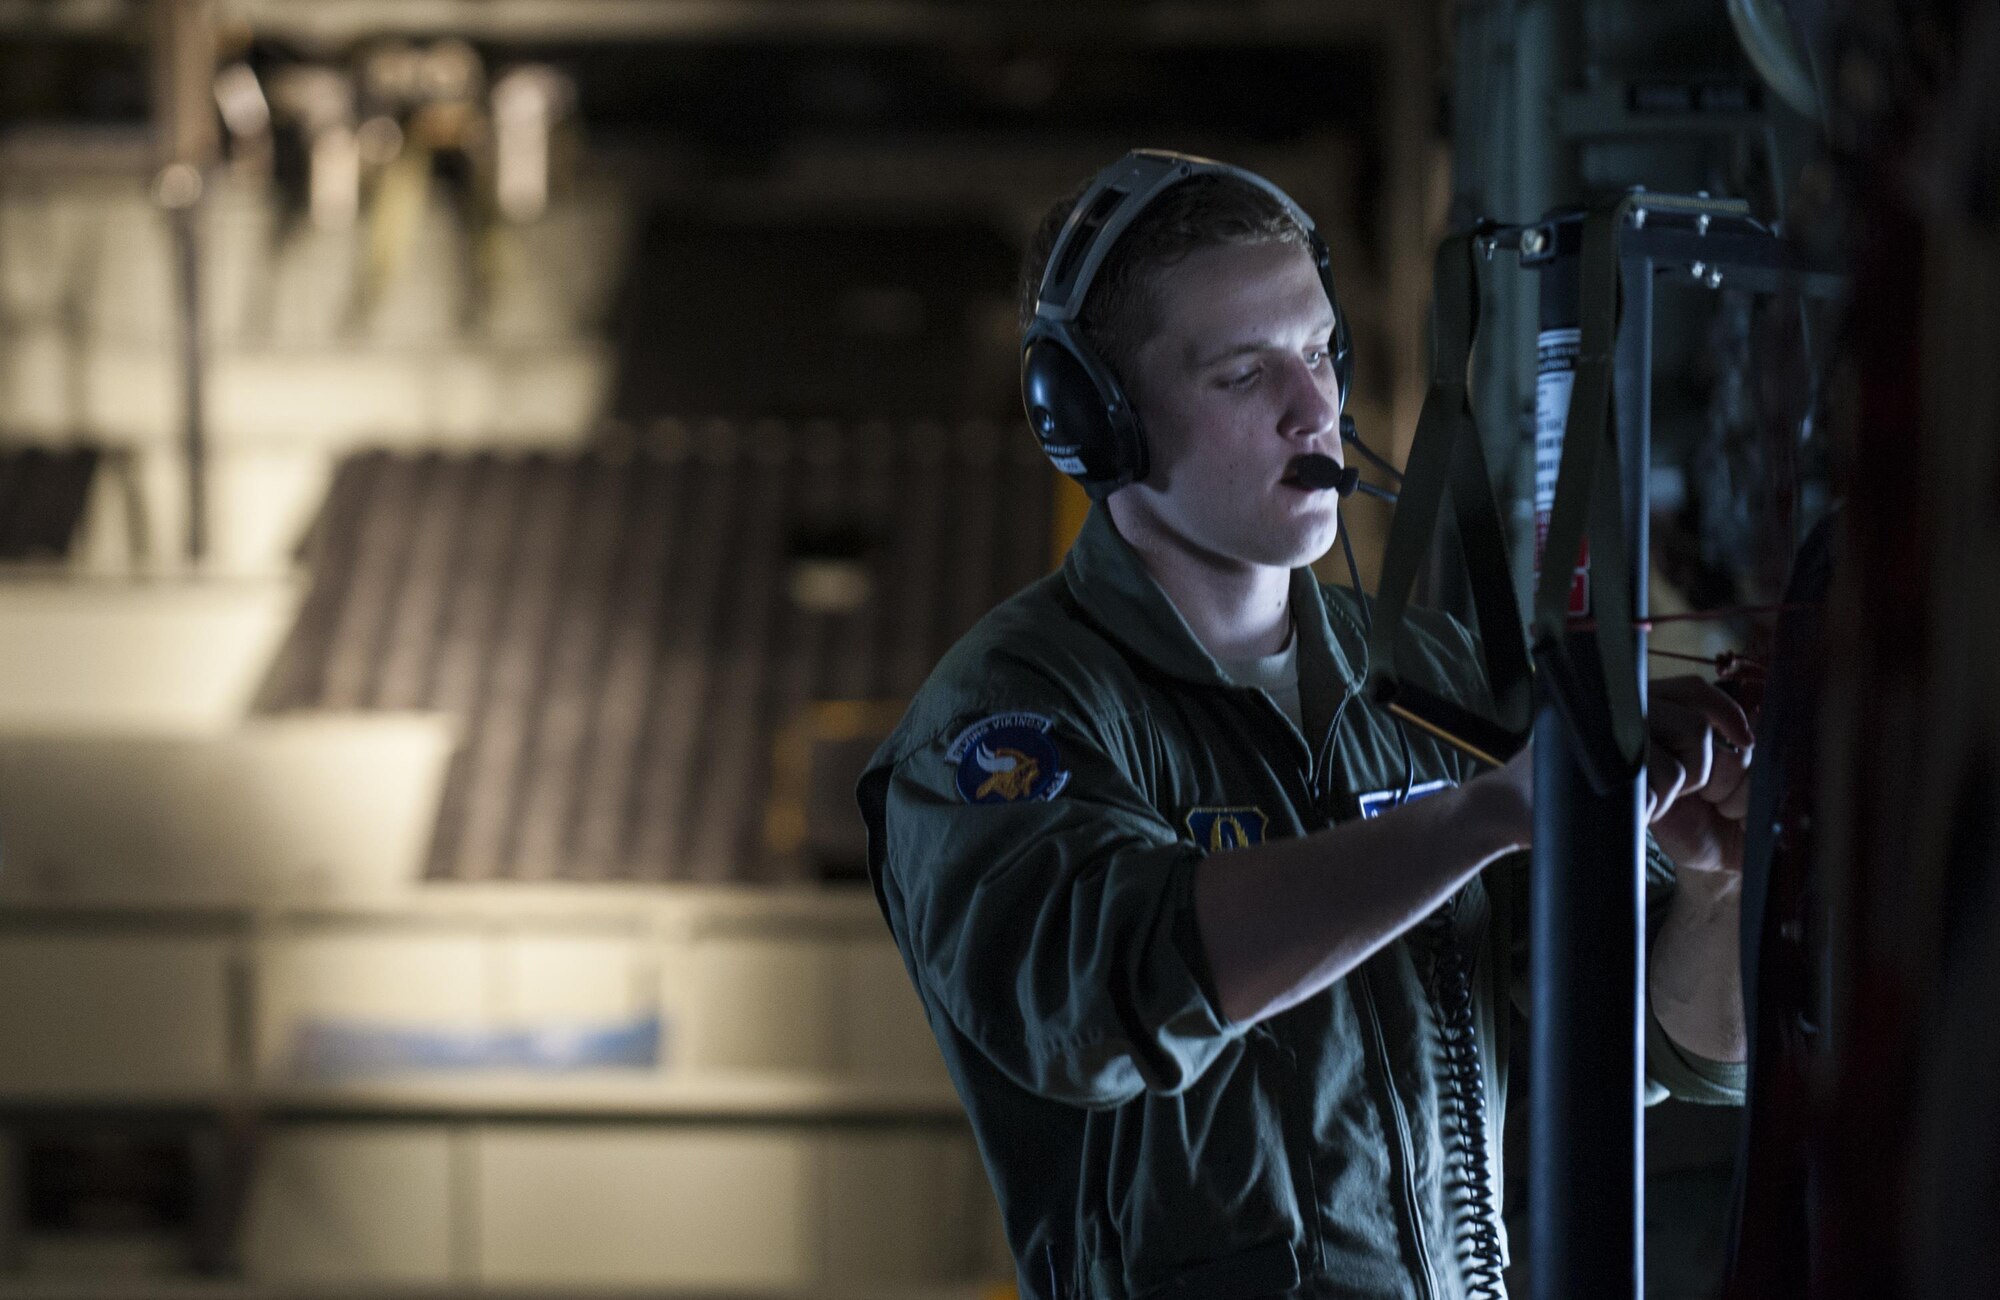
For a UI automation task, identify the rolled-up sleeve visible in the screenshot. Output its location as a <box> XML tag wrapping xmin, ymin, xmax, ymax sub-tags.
<box><xmin>1643</xmin><ymin>996</ymin><xmax>1747</xmax><ymax>1105</ymax></box>
<box><xmin>1643</xmin><ymin>839</ymin><xmax>1748</xmax><ymax>1106</ymax></box>
<box><xmin>874</xmin><ymin>712</ymin><xmax>1243</xmax><ymax>1110</ymax></box>
<box><xmin>1499</xmin><ymin>838</ymin><xmax>1748</xmax><ymax>1106</ymax></box>
<box><xmin>1640</xmin><ymin>840</ymin><xmax>1752</xmax><ymax>1104</ymax></box>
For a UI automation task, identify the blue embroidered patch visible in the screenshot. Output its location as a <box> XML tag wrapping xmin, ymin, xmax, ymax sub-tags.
<box><xmin>947</xmin><ymin>712</ymin><xmax>1071</xmax><ymax>805</ymax></box>
<box><xmin>1356</xmin><ymin>777</ymin><xmax>1456</xmax><ymax>820</ymax></box>
<box><xmin>1185</xmin><ymin>806</ymin><xmax>1269</xmax><ymax>851</ymax></box>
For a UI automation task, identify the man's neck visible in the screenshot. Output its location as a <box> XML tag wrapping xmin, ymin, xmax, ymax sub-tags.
<box><xmin>1107</xmin><ymin>500</ymin><xmax>1294</xmax><ymax>664</ymax></box>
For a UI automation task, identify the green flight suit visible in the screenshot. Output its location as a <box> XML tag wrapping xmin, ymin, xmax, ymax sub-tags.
<box><xmin>859</xmin><ymin>506</ymin><xmax>1742</xmax><ymax>1300</ymax></box>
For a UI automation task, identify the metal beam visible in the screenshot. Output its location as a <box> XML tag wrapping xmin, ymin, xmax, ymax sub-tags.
<box><xmin>1556</xmin><ymin>82</ymin><xmax>1769</xmax><ymax>139</ymax></box>
<box><xmin>0</xmin><ymin>0</ymin><xmax>1389</xmax><ymax>44</ymax></box>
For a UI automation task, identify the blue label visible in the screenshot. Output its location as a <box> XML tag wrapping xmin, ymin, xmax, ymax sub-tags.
<box><xmin>1356</xmin><ymin>777</ymin><xmax>1455</xmax><ymax>820</ymax></box>
<box><xmin>948</xmin><ymin>712</ymin><xmax>1071</xmax><ymax>805</ymax></box>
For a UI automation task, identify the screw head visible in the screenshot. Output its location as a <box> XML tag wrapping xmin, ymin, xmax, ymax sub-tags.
<box><xmin>1694</xmin><ymin>213</ymin><xmax>1710</xmax><ymax>235</ymax></box>
<box><xmin>1630</xmin><ymin>207</ymin><xmax>1647</xmax><ymax>229</ymax></box>
<box><xmin>1521</xmin><ymin>228</ymin><xmax>1548</xmax><ymax>255</ymax></box>
<box><xmin>1703</xmin><ymin>266</ymin><xmax>1724</xmax><ymax>289</ymax></box>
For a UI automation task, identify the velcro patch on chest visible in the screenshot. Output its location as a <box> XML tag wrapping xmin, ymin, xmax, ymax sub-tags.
<box><xmin>1355</xmin><ymin>777</ymin><xmax>1456</xmax><ymax>820</ymax></box>
<box><xmin>1185</xmin><ymin>806</ymin><xmax>1269</xmax><ymax>851</ymax></box>
<box><xmin>947</xmin><ymin>712</ymin><xmax>1071</xmax><ymax>804</ymax></box>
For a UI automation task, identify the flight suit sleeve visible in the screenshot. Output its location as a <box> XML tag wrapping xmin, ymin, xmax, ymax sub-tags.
<box><xmin>1641</xmin><ymin>844</ymin><xmax>1748</xmax><ymax>1105</ymax></box>
<box><xmin>1497</xmin><ymin>833</ymin><xmax>1746</xmax><ymax>1105</ymax></box>
<box><xmin>870</xmin><ymin>708</ymin><xmax>1243</xmax><ymax>1110</ymax></box>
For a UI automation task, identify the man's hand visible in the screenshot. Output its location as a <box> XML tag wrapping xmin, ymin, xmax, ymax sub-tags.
<box><xmin>1644</xmin><ymin>673</ymin><xmax>1756</xmax><ymax>1065</ymax></box>
<box><xmin>1644</xmin><ymin>675</ymin><xmax>1756</xmax><ymax>875</ymax></box>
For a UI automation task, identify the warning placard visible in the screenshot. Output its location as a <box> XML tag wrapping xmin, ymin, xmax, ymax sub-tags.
<box><xmin>1533</xmin><ymin>327</ymin><xmax>1590</xmax><ymax>619</ymax></box>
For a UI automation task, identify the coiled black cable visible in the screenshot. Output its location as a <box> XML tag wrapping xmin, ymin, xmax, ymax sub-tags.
<box><xmin>1421</xmin><ymin>909</ymin><xmax>1508</xmax><ymax>1299</ymax></box>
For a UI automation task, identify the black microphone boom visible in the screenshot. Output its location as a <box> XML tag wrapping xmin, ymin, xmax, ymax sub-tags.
<box><xmin>1291</xmin><ymin>454</ymin><xmax>1359</xmax><ymax>495</ymax></box>
<box><xmin>1340</xmin><ymin>414</ymin><xmax>1405</xmax><ymax>483</ymax></box>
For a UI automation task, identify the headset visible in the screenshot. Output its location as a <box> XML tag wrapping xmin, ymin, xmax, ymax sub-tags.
<box><xmin>1021</xmin><ymin>149</ymin><xmax>1354</xmax><ymax>500</ymax></box>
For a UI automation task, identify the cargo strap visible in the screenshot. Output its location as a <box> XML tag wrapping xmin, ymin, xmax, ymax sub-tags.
<box><xmin>1531</xmin><ymin>204</ymin><xmax>1647</xmax><ymax>791</ymax></box>
<box><xmin>1366</xmin><ymin>229</ymin><xmax>1533</xmax><ymax>768</ymax></box>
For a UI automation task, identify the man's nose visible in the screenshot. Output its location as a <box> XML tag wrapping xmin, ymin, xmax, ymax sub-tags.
<box><xmin>1278</xmin><ymin>356</ymin><xmax>1339</xmax><ymax>440</ymax></box>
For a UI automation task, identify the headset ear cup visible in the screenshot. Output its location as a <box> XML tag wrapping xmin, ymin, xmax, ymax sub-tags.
<box><xmin>1022</xmin><ymin>328</ymin><xmax>1146</xmax><ymax>499</ymax></box>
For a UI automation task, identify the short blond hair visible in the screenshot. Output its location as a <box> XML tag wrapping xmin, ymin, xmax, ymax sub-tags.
<box><xmin>1018</xmin><ymin>172</ymin><xmax>1312</xmax><ymax>385</ymax></box>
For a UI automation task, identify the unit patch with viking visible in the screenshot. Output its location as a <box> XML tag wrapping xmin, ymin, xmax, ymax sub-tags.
<box><xmin>947</xmin><ymin>712</ymin><xmax>1071</xmax><ymax>804</ymax></box>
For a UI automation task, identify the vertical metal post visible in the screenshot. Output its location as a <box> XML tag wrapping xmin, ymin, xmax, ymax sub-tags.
<box><xmin>151</xmin><ymin>0</ymin><xmax>216</xmax><ymax>565</ymax></box>
<box><xmin>168</xmin><ymin>193</ymin><xmax>207</xmax><ymax>563</ymax></box>
<box><xmin>1528</xmin><ymin>213</ymin><xmax>1649</xmax><ymax>1300</ymax></box>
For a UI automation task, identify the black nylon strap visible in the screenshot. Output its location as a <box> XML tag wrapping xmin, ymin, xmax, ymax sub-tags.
<box><xmin>1366</xmin><ymin>230</ymin><xmax>1532</xmax><ymax>767</ymax></box>
<box><xmin>1531</xmin><ymin>205</ymin><xmax>1646</xmax><ymax>790</ymax></box>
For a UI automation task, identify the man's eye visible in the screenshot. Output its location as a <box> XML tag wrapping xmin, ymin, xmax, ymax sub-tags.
<box><xmin>1221</xmin><ymin>367</ymin><xmax>1261</xmax><ymax>390</ymax></box>
<box><xmin>1306</xmin><ymin>347</ymin><xmax>1330</xmax><ymax>367</ymax></box>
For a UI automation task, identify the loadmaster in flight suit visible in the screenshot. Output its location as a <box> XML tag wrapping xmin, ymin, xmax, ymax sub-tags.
<box><xmin>858</xmin><ymin>152</ymin><xmax>1750</xmax><ymax>1300</ymax></box>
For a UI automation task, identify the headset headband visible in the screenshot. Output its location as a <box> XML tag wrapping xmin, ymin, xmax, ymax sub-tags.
<box><xmin>1032</xmin><ymin>149</ymin><xmax>1324</xmax><ymax>325</ymax></box>
<box><xmin>1019</xmin><ymin>149</ymin><xmax>1346</xmax><ymax>499</ymax></box>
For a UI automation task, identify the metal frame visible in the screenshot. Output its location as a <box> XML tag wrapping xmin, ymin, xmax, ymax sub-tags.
<box><xmin>1369</xmin><ymin>189</ymin><xmax>1839</xmax><ymax>1300</ymax></box>
<box><xmin>1517</xmin><ymin>190</ymin><xmax>1839</xmax><ymax>1300</ymax></box>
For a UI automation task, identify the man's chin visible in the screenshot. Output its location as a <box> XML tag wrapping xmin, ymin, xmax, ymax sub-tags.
<box><xmin>1251</xmin><ymin>516</ymin><xmax>1342</xmax><ymax>570</ymax></box>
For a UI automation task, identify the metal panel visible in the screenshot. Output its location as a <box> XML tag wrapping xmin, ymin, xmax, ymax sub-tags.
<box><xmin>0</xmin><ymin>935</ymin><xmax>234</xmax><ymax>1096</ymax></box>
<box><xmin>839</xmin><ymin>937</ymin><xmax>952</xmax><ymax>1087</ymax></box>
<box><xmin>819</xmin><ymin>1130</ymin><xmax>987</xmax><ymax>1284</ymax></box>
<box><xmin>0</xmin><ymin>579</ymin><xmax>298</xmax><ymax>729</ymax></box>
<box><xmin>0</xmin><ymin>718</ymin><xmax>454</xmax><ymax>908</ymax></box>
<box><xmin>240</xmin><ymin>1125</ymin><xmax>456</xmax><ymax>1284</ymax></box>
<box><xmin>475</xmin><ymin>1126</ymin><xmax>815</xmax><ymax>1286</ymax></box>
<box><xmin>684</xmin><ymin>938</ymin><xmax>843</xmax><ymax>1074</ymax></box>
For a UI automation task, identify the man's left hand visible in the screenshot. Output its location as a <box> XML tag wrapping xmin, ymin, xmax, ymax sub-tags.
<box><xmin>1644</xmin><ymin>675</ymin><xmax>1756</xmax><ymax>875</ymax></box>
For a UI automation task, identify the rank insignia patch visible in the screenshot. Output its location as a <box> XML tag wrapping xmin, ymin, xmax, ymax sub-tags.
<box><xmin>948</xmin><ymin>712</ymin><xmax>1071</xmax><ymax>805</ymax></box>
<box><xmin>1185</xmin><ymin>806</ymin><xmax>1269</xmax><ymax>852</ymax></box>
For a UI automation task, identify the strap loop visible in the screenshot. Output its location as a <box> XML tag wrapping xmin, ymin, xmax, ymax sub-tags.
<box><xmin>1531</xmin><ymin>204</ymin><xmax>1647</xmax><ymax>791</ymax></box>
<box><xmin>1366</xmin><ymin>229</ymin><xmax>1532</xmax><ymax>767</ymax></box>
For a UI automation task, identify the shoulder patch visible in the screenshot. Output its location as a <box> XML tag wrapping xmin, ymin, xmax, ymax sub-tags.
<box><xmin>1185</xmin><ymin>806</ymin><xmax>1269</xmax><ymax>851</ymax></box>
<box><xmin>947</xmin><ymin>712</ymin><xmax>1071</xmax><ymax>805</ymax></box>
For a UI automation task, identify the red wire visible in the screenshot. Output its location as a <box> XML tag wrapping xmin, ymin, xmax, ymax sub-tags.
<box><xmin>1648</xmin><ymin>647</ymin><xmax>1769</xmax><ymax>677</ymax></box>
<box><xmin>1634</xmin><ymin>603</ymin><xmax>1817</xmax><ymax>630</ymax></box>
<box><xmin>1568</xmin><ymin>601</ymin><xmax>1816</xmax><ymax>633</ymax></box>
<box><xmin>1648</xmin><ymin>647</ymin><xmax>1727</xmax><ymax>665</ymax></box>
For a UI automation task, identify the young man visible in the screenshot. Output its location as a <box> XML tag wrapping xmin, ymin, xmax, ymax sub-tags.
<box><xmin>858</xmin><ymin>153</ymin><xmax>1749</xmax><ymax>1300</ymax></box>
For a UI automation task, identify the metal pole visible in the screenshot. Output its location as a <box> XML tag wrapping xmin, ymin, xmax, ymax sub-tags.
<box><xmin>1528</xmin><ymin>213</ymin><xmax>1648</xmax><ymax>1300</ymax></box>
<box><xmin>151</xmin><ymin>0</ymin><xmax>217</xmax><ymax>566</ymax></box>
<box><xmin>167</xmin><ymin>184</ymin><xmax>206</xmax><ymax>564</ymax></box>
